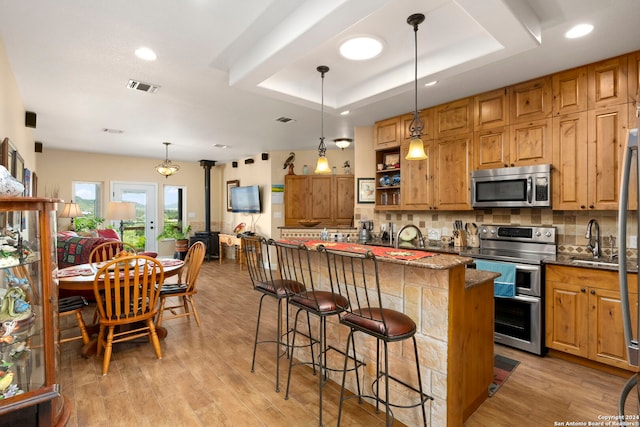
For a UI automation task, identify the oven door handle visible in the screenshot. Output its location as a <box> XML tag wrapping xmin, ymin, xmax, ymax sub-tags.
<box><xmin>504</xmin><ymin>294</ymin><xmax>540</xmax><ymax>304</ymax></box>
<box><xmin>513</xmin><ymin>264</ymin><xmax>539</xmax><ymax>273</ymax></box>
<box><xmin>527</xmin><ymin>176</ymin><xmax>533</xmax><ymax>204</ymax></box>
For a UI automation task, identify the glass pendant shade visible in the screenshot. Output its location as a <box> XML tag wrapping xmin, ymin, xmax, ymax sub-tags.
<box><xmin>156</xmin><ymin>142</ymin><xmax>180</xmax><ymax>178</ymax></box>
<box><xmin>406</xmin><ymin>136</ymin><xmax>428</xmax><ymax>160</ymax></box>
<box><xmin>315</xmin><ymin>156</ymin><xmax>331</xmax><ymax>174</ymax></box>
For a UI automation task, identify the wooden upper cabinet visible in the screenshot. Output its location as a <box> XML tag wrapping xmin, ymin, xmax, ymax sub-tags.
<box><xmin>402</xmin><ymin>109</ymin><xmax>434</xmax><ymax>141</ymax></box>
<box><xmin>374</xmin><ymin>116</ymin><xmax>401</xmax><ymax>149</ymax></box>
<box><xmin>552</xmin><ymin>112</ymin><xmax>588</xmax><ymax>210</ymax></box>
<box><xmin>587</xmin><ymin>55</ymin><xmax>628</xmax><ymax>109</ymax></box>
<box><xmin>587</xmin><ymin>103</ymin><xmax>628</xmax><ymax>209</ymax></box>
<box><xmin>284</xmin><ymin>175</ymin><xmax>354</xmax><ymax>226</ymax></box>
<box><xmin>509</xmin><ymin>118</ymin><xmax>553</xmax><ymax>166</ymax></box>
<box><xmin>509</xmin><ymin>76</ymin><xmax>552</xmax><ymax>124</ymax></box>
<box><xmin>629</xmin><ymin>50</ymin><xmax>640</xmax><ymax>106</ymax></box>
<box><xmin>473</xmin><ymin>127</ymin><xmax>510</xmax><ymax>169</ymax></box>
<box><xmin>433</xmin><ymin>134</ymin><xmax>472</xmax><ymax>210</ymax></box>
<box><xmin>284</xmin><ymin>175</ymin><xmax>310</xmax><ymax>225</ymax></box>
<box><xmin>473</xmin><ymin>89</ymin><xmax>509</xmax><ymax>130</ymax></box>
<box><xmin>401</xmin><ymin>139</ymin><xmax>433</xmax><ymax>210</ymax></box>
<box><xmin>309</xmin><ymin>176</ymin><xmax>333</xmax><ymax>223</ymax></box>
<box><xmin>435</xmin><ymin>98</ymin><xmax>473</xmax><ymax>139</ymax></box>
<box><xmin>334</xmin><ymin>175</ymin><xmax>355</xmax><ymax>224</ymax></box>
<box><xmin>552</xmin><ymin>66</ymin><xmax>587</xmax><ymax>115</ymax></box>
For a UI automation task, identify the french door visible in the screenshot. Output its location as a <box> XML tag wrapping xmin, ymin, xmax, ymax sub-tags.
<box><xmin>111</xmin><ymin>182</ymin><xmax>158</xmax><ymax>252</ymax></box>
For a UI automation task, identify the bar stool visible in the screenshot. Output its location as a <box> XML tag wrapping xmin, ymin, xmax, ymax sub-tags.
<box><xmin>273</xmin><ymin>240</ymin><xmax>362</xmax><ymax>427</ymax></box>
<box><xmin>242</xmin><ymin>235</ymin><xmax>302</xmax><ymax>392</ymax></box>
<box><xmin>320</xmin><ymin>246</ymin><xmax>432</xmax><ymax>427</ymax></box>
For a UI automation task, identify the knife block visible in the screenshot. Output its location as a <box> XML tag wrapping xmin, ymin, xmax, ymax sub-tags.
<box><xmin>454</xmin><ymin>233</ymin><xmax>467</xmax><ymax>247</ymax></box>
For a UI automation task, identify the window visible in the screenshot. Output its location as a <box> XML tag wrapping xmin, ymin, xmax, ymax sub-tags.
<box><xmin>163</xmin><ymin>185</ymin><xmax>185</xmax><ymax>227</ymax></box>
<box><xmin>72</xmin><ymin>182</ymin><xmax>102</xmax><ymax>217</ymax></box>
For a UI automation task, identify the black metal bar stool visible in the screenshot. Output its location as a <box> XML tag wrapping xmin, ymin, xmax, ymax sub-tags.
<box><xmin>273</xmin><ymin>240</ymin><xmax>362</xmax><ymax>427</ymax></box>
<box><xmin>320</xmin><ymin>246</ymin><xmax>433</xmax><ymax>427</ymax></box>
<box><xmin>242</xmin><ymin>235</ymin><xmax>303</xmax><ymax>392</ymax></box>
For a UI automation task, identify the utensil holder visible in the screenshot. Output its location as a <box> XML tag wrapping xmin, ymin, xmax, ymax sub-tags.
<box><xmin>467</xmin><ymin>234</ymin><xmax>480</xmax><ymax>248</ymax></box>
<box><xmin>454</xmin><ymin>233</ymin><xmax>467</xmax><ymax>247</ymax></box>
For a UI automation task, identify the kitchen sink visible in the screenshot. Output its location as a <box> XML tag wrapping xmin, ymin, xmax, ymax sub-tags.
<box><xmin>571</xmin><ymin>257</ymin><xmax>619</xmax><ymax>268</ymax></box>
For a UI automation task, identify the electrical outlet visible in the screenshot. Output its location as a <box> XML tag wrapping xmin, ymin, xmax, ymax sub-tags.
<box><xmin>631</xmin><ymin>235</ymin><xmax>637</xmax><ymax>249</ymax></box>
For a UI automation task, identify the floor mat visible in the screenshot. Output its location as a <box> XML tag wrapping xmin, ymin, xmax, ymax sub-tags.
<box><xmin>489</xmin><ymin>354</ymin><xmax>520</xmax><ymax>397</ymax></box>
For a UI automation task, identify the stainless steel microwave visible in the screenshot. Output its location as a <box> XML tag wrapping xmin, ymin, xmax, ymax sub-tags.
<box><xmin>471</xmin><ymin>164</ymin><xmax>551</xmax><ymax>208</ymax></box>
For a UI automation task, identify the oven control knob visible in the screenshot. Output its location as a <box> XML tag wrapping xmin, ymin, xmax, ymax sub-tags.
<box><xmin>545</xmin><ymin>231</ymin><xmax>552</xmax><ymax>238</ymax></box>
<box><xmin>481</xmin><ymin>227</ymin><xmax>488</xmax><ymax>234</ymax></box>
<box><xmin>535</xmin><ymin>231</ymin><xmax>541</xmax><ymax>237</ymax></box>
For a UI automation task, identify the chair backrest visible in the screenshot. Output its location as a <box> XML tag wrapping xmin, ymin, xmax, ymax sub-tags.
<box><xmin>178</xmin><ymin>241</ymin><xmax>206</xmax><ymax>292</ymax></box>
<box><xmin>272</xmin><ymin>240</ymin><xmax>317</xmax><ymax>302</ymax></box>
<box><xmin>241</xmin><ymin>235</ymin><xmax>278</xmax><ymax>289</ymax></box>
<box><xmin>320</xmin><ymin>246</ymin><xmax>389</xmax><ymax>334</ymax></box>
<box><xmin>93</xmin><ymin>255</ymin><xmax>164</xmax><ymax>323</ymax></box>
<box><xmin>89</xmin><ymin>241</ymin><xmax>138</xmax><ymax>264</ymax></box>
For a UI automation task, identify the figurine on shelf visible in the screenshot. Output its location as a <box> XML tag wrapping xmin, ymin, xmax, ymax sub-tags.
<box><xmin>343</xmin><ymin>160</ymin><xmax>351</xmax><ymax>175</ymax></box>
<box><xmin>0</xmin><ymin>166</ymin><xmax>24</xmax><ymax>196</ymax></box>
<box><xmin>0</xmin><ymin>287</ymin><xmax>31</xmax><ymax>322</ymax></box>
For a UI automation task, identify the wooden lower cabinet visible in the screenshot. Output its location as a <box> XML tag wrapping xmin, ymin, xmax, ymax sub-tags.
<box><xmin>284</xmin><ymin>175</ymin><xmax>354</xmax><ymax>226</ymax></box>
<box><xmin>546</xmin><ymin>265</ymin><xmax>638</xmax><ymax>371</ymax></box>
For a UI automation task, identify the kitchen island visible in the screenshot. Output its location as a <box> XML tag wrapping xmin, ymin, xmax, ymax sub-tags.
<box><xmin>279</xmin><ymin>239</ymin><xmax>497</xmax><ymax>426</ymax></box>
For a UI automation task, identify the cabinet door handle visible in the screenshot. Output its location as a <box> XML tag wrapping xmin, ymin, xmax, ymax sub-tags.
<box><xmin>590</xmin><ymin>289</ymin><xmax>596</xmax><ymax>295</ymax></box>
<box><xmin>581</xmin><ymin>288</ymin><xmax>586</xmax><ymax>293</ymax></box>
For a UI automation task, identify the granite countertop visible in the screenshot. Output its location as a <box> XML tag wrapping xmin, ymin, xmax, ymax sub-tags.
<box><xmin>545</xmin><ymin>253</ymin><xmax>639</xmax><ymax>273</ymax></box>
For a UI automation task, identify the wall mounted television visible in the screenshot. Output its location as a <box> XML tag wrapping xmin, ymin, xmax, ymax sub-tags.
<box><xmin>230</xmin><ymin>185</ymin><xmax>261</xmax><ymax>213</ymax></box>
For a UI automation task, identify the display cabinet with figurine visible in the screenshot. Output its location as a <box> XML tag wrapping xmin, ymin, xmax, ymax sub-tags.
<box><xmin>0</xmin><ymin>197</ymin><xmax>68</xmax><ymax>426</ymax></box>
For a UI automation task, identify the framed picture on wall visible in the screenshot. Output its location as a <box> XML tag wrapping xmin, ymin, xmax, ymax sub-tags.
<box><xmin>226</xmin><ymin>180</ymin><xmax>239</xmax><ymax>212</ymax></box>
<box><xmin>357</xmin><ymin>178</ymin><xmax>376</xmax><ymax>204</ymax></box>
<box><xmin>13</xmin><ymin>151</ymin><xmax>24</xmax><ymax>194</ymax></box>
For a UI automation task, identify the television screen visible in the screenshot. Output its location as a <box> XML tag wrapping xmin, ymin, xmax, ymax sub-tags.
<box><xmin>231</xmin><ymin>185</ymin><xmax>261</xmax><ymax>213</ymax></box>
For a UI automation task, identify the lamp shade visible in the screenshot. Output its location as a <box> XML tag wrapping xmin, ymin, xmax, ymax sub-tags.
<box><xmin>314</xmin><ymin>156</ymin><xmax>331</xmax><ymax>174</ymax></box>
<box><xmin>405</xmin><ymin>137</ymin><xmax>428</xmax><ymax>160</ymax></box>
<box><xmin>106</xmin><ymin>201</ymin><xmax>136</xmax><ymax>220</ymax></box>
<box><xmin>59</xmin><ymin>202</ymin><xmax>83</xmax><ymax>218</ymax></box>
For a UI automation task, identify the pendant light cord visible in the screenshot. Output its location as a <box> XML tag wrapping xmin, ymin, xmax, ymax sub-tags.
<box><xmin>317</xmin><ymin>66</ymin><xmax>329</xmax><ymax>157</ymax></box>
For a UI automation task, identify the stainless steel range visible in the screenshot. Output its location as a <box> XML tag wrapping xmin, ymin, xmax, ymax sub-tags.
<box><xmin>460</xmin><ymin>224</ymin><xmax>556</xmax><ymax>355</ymax></box>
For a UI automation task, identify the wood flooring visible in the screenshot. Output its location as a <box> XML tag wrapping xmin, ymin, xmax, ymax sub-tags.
<box><xmin>59</xmin><ymin>260</ymin><xmax>639</xmax><ymax>426</ymax></box>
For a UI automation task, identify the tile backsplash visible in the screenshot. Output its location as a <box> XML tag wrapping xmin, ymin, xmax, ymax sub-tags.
<box><xmin>355</xmin><ymin>207</ymin><xmax>638</xmax><ymax>258</ymax></box>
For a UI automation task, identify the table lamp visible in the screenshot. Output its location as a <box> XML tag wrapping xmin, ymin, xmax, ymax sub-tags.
<box><xmin>106</xmin><ymin>201</ymin><xmax>136</xmax><ymax>240</ymax></box>
<box><xmin>59</xmin><ymin>201</ymin><xmax>83</xmax><ymax>231</ymax></box>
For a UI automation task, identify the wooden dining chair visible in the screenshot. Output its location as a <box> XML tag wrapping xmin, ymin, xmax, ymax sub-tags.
<box><xmin>89</xmin><ymin>241</ymin><xmax>138</xmax><ymax>264</ymax></box>
<box><xmin>93</xmin><ymin>255</ymin><xmax>165</xmax><ymax>375</ymax></box>
<box><xmin>156</xmin><ymin>241</ymin><xmax>206</xmax><ymax>328</ymax></box>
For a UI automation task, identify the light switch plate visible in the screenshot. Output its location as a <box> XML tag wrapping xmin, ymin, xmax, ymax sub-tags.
<box><xmin>631</xmin><ymin>235</ymin><xmax>637</xmax><ymax>249</ymax></box>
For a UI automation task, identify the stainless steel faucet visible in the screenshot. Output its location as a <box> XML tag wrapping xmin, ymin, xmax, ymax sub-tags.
<box><xmin>395</xmin><ymin>224</ymin><xmax>425</xmax><ymax>249</ymax></box>
<box><xmin>585</xmin><ymin>219</ymin><xmax>601</xmax><ymax>258</ymax></box>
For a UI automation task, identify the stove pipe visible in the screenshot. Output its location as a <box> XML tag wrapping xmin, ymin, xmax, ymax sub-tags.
<box><xmin>199</xmin><ymin>160</ymin><xmax>216</xmax><ymax>233</ymax></box>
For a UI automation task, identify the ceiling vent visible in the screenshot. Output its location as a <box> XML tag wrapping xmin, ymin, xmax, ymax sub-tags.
<box><xmin>275</xmin><ymin>116</ymin><xmax>295</xmax><ymax>123</ymax></box>
<box><xmin>127</xmin><ymin>79</ymin><xmax>160</xmax><ymax>93</ymax></box>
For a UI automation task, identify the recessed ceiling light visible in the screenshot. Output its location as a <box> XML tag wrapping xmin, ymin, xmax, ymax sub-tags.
<box><xmin>340</xmin><ymin>110</ymin><xmax>350</xmax><ymax>116</ymax></box>
<box><xmin>424</xmin><ymin>80</ymin><xmax>438</xmax><ymax>87</ymax></box>
<box><xmin>339</xmin><ymin>36</ymin><xmax>383</xmax><ymax>60</ymax></box>
<box><xmin>212</xmin><ymin>144</ymin><xmax>229</xmax><ymax>149</ymax></box>
<box><xmin>135</xmin><ymin>47</ymin><xmax>157</xmax><ymax>61</ymax></box>
<box><xmin>565</xmin><ymin>24</ymin><xmax>594</xmax><ymax>39</ymax></box>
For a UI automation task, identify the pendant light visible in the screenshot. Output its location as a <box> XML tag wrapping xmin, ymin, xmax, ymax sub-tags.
<box><xmin>314</xmin><ymin>65</ymin><xmax>332</xmax><ymax>174</ymax></box>
<box><xmin>156</xmin><ymin>142</ymin><xmax>180</xmax><ymax>178</ymax></box>
<box><xmin>405</xmin><ymin>13</ymin><xmax>428</xmax><ymax>161</ymax></box>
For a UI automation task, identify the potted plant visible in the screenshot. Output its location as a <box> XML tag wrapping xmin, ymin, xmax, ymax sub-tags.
<box><xmin>157</xmin><ymin>223</ymin><xmax>191</xmax><ymax>253</ymax></box>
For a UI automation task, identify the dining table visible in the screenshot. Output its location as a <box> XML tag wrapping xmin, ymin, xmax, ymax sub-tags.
<box><xmin>55</xmin><ymin>257</ymin><xmax>185</xmax><ymax>356</ymax></box>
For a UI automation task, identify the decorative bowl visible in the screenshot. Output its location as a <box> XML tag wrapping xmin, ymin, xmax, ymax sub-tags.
<box><xmin>298</xmin><ymin>220</ymin><xmax>321</xmax><ymax>227</ymax></box>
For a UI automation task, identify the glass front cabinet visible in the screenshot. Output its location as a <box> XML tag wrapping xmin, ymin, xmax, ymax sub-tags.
<box><xmin>0</xmin><ymin>198</ymin><xmax>68</xmax><ymax>426</ymax></box>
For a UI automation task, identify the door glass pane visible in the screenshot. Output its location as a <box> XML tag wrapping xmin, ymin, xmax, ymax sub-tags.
<box><xmin>120</xmin><ymin>190</ymin><xmax>147</xmax><ymax>251</ymax></box>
